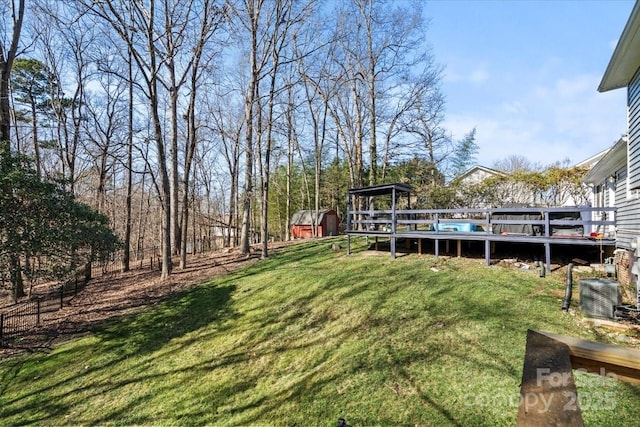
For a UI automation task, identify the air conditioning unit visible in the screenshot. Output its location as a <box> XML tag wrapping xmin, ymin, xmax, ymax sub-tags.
<box><xmin>579</xmin><ymin>278</ymin><xmax>621</xmax><ymax>319</ymax></box>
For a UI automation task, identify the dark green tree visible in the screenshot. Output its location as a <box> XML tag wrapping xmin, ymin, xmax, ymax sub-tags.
<box><xmin>449</xmin><ymin>128</ymin><xmax>478</xmax><ymax>178</ymax></box>
<box><xmin>388</xmin><ymin>156</ymin><xmax>444</xmax><ymax>187</ymax></box>
<box><xmin>11</xmin><ymin>58</ymin><xmax>57</xmax><ymax>177</ymax></box>
<box><xmin>385</xmin><ymin>156</ymin><xmax>449</xmax><ymax>208</ymax></box>
<box><xmin>0</xmin><ymin>153</ymin><xmax>119</xmax><ymax>301</ymax></box>
<box><xmin>320</xmin><ymin>157</ymin><xmax>350</xmax><ymax>216</ymax></box>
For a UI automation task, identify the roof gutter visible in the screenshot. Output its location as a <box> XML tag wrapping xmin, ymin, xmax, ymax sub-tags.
<box><xmin>599</xmin><ymin>1</ymin><xmax>640</xmax><ymax>92</ymax></box>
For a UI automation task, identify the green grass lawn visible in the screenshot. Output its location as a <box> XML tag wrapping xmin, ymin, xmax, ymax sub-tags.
<box><xmin>1</xmin><ymin>237</ymin><xmax>639</xmax><ymax>426</ymax></box>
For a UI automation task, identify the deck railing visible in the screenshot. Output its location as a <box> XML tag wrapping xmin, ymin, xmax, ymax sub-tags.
<box><xmin>347</xmin><ymin>206</ymin><xmax>617</xmax><ymax>272</ymax></box>
<box><xmin>348</xmin><ymin>206</ymin><xmax>616</xmax><ymax>239</ymax></box>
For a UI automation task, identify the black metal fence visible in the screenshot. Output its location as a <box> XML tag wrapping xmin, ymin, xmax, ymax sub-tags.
<box><xmin>92</xmin><ymin>247</ymin><xmax>161</xmax><ymax>276</ymax></box>
<box><xmin>0</xmin><ymin>266</ymin><xmax>91</xmax><ymax>345</ymax></box>
<box><xmin>0</xmin><ymin>245</ymin><xmax>220</xmax><ymax>346</ymax></box>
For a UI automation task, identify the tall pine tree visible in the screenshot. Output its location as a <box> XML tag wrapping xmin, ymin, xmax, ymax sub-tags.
<box><xmin>450</xmin><ymin>128</ymin><xmax>478</xmax><ymax>178</ymax></box>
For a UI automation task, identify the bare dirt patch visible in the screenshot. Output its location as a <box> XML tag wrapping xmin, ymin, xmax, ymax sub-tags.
<box><xmin>0</xmin><ymin>242</ymin><xmax>297</xmax><ymax>359</ymax></box>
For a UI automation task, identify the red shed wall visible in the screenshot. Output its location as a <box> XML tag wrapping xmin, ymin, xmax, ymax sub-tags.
<box><xmin>291</xmin><ymin>210</ymin><xmax>339</xmax><ymax>238</ymax></box>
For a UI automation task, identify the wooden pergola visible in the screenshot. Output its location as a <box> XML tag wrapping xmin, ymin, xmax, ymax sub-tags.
<box><xmin>346</xmin><ymin>183</ymin><xmax>413</xmax><ymax>258</ymax></box>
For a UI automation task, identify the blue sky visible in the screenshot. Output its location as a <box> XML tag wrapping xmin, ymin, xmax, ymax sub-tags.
<box><xmin>424</xmin><ymin>0</ymin><xmax>635</xmax><ymax>168</ymax></box>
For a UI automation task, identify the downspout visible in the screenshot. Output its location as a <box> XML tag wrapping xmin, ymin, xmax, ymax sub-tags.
<box><xmin>561</xmin><ymin>263</ymin><xmax>574</xmax><ymax>311</ymax></box>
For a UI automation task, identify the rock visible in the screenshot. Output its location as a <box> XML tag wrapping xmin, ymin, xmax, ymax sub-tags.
<box><xmin>616</xmin><ymin>334</ymin><xmax>631</xmax><ymax>343</ymax></box>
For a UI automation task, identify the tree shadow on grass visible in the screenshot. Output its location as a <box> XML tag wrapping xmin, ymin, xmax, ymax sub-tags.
<box><xmin>0</xmin><ymin>283</ymin><xmax>237</xmax><ymax>424</ymax></box>
<box><xmin>5</xmin><ymin>241</ymin><xmax>615</xmax><ymax>426</ymax></box>
<box><xmin>95</xmin><ymin>283</ymin><xmax>237</xmax><ymax>357</ymax></box>
<box><xmin>228</xmin><ymin>239</ymin><xmax>343</xmax><ymax>280</ymax></box>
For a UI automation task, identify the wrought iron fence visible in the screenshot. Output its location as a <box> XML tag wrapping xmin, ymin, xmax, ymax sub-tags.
<box><xmin>92</xmin><ymin>247</ymin><xmax>162</xmax><ymax>276</ymax></box>
<box><xmin>0</xmin><ymin>267</ymin><xmax>90</xmax><ymax>345</ymax></box>
<box><xmin>0</xmin><ymin>244</ymin><xmax>220</xmax><ymax>346</ymax></box>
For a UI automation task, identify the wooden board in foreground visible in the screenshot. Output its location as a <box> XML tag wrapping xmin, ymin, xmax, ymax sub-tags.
<box><xmin>517</xmin><ymin>329</ymin><xmax>640</xmax><ymax>426</ymax></box>
<box><xmin>537</xmin><ymin>330</ymin><xmax>640</xmax><ymax>385</ymax></box>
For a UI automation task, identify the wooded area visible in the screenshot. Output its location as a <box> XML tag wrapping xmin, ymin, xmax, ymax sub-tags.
<box><xmin>0</xmin><ymin>0</ymin><xmax>459</xmax><ymax>280</ymax></box>
<box><xmin>0</xmin><ymin>0</ymin><xmax>591</xmax><ymax>296</ymax></box>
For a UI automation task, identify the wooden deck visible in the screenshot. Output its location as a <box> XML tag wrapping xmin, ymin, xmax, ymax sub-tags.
<box><xmin>345</xmin><ymin>184</ymin><xmax>616</xmax><ymax>273</ymax></box>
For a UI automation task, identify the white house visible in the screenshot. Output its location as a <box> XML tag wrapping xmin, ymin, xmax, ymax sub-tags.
<box><xmin>582</xmin><ymin>137</ymin><xmax>626</xmax><ymax>238</ymax></box>
<box><xmin>455</xmin><ymin>165</ymin><xmax>506</xmax><ymax>185</ymax></box>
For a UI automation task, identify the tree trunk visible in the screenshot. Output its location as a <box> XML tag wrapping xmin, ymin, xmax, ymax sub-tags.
<box><xmin>146</xmin><ymin>0</ymin><xmax>172</xmax><ymax>278</ymax></box>
<box><xmin>10</xmin><ymin>255</ymin><xmax>24</xmax><ymax>303</ymax></box>
<box><xmin>0</xmin><ymin>0</ymin><xmax>25</xmax><ymax>301</ymax></box>
<box><xmin>240</xmin><ymin>1</ymin><xmax>259</xmax><ymax>255</ymax></box>
<box><xmin>285</xmin><ymin>92</ymin><xmax>293</xmax><ymax>241</ymax></box>
<box><xmin>0</xmin><ymin>0</ymin><xmax>25</xmax><ymax>157</ymax></box>
<box><xmin>169</xmin><ymin>81</ymin><xmax>181</xmax><ymax>256</ymax></box>
<box><xmin>122</xmin><ymin>43</ymin><xmax>134</xmax><ymax>273</ymax></box>
<box><xmin>180</xmin><ymin>77</ymin><xmax>198</xmax><ymax>269</ymax></box>
<box><xmin>30</xmin><ymin>99</ymin><xmax>41</xmax><ymax>178</ymax></box>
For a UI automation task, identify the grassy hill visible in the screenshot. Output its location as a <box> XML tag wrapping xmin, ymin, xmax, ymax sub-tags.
<box><xmin>1</xmin><ymin>238</ymin><xmax>638</xmax><ymax>426</ymax></box>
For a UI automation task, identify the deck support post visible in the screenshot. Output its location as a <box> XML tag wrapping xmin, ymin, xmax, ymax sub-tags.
<box><xmin>418</xmin><ymin>238</ymin><xmax>422</xmax><ymax>255</ymax></box>
<box><xmin>391</xmin><ymin>237</ymin><xmax>396</xmax><ymax>258</ymax></box>
<box><xmin>485</xmin><ymin>239</ymin><xmax>490</xmax><ymax>266</ymax></box>
<box><xmin>391</xmin><ymin>187</ymin><xmax>397</xmax><ymax>259</ymax></box>
<box><xmin>346</xmin><ymin>192</ymin><xmax>352</xmax><ymax>255</ymax></box>
<box><xmin>457</xmin><ymin>240</ymin><xmax>462</xmax><ymax>257</ymax></box>
<box><xmin>544</xmin><ymin>242</ymin><xmax>551</xmax><ymax>274</ymax></box>
<box><xmin>543</xmin><ymin>212</ymin><xmax>552</xmax><ymax>274</ymax></box>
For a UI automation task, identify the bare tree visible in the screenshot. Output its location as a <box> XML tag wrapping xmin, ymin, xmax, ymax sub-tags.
<box><xmin>150</xmin><ymin>0</ymin><xmax>214</xmax><ymax>259</ymax></box>
<box><xmin>179</xmin><ymin>0</ymin><xmax>224</xmax><ymax>268</ymax></box>
<box><xmin>258</xmin><ymin>0</ymin><xmax>308</xmax><ymax>258</ymax></box>
<box><xmin>380</xmin><ymin>65</ymin><xmax>443</xmax><ymax>180</ymax></box>
<box><xmin>0</xmin><ymin>0</ymin><xmax>26</xmax><ymax>300</ymax></box>
<box><xmin>400</xmin><ymin>79</ymin><xmax>448</xmax><ymax>176</ymax></box>
<box><xmin>123</xmin><ymin>18</ymin><xmax>135</xmax><ymax>272</ymax></box>
<box><xmin>493</xmin><ymin>154</ymin><xmax>542</xmax><ymax>173</ymax></box>
<box><xmin>229</xmin><ymin>0</ymin><xmax>272</xmax><ymax>255</ymax></box>
<box><xmin>82</xmin><ymin>62</ymin><xmax>128</xmax><ymax>214</ymax></box>
<box><xmin>32</xmin><ymin>2</ymin><xmax>97</xmax><ymax>193</ymax></box>
<box><xmin>83</xmin><ymin>0</ymin><xmax>174</xmax><ymax>278</ymax></box>
<box><xmin>296</xmin><ymin>46</ymin><xmax>332</xmax><ymax>237</ymax></box>
<box><xmin>206</xmin><ymin>88</ymin><xmax>244</xmax><ymax>248</ymax></box>
<box><xmin>0</xmin><ymin>0</ymin><xmax>24</xmax><ymax>153</ymax></box>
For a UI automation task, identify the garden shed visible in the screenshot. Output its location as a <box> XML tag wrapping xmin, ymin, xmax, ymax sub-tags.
<box><xmin>291</xmin><ymin>209</ymin><xmax>339</xmax><ymax>238</ymax></box>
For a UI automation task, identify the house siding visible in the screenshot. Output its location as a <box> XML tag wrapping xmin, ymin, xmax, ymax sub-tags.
<box><xmin>616</xmin><ymin>68</ymin><xmax>640</xmax><ymax>250</ymax></box>
<box><xmin>629</xmin><ymin>68</ymin><xmax>640</xmax><ymax>189</ymax></box>
<box><xmin>617</xmin><ymin>164</ymin><xmax>640</xmax><ymax>249</ymax></box>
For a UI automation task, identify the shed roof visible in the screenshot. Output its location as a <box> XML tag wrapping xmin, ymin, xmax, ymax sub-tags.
<box><xmin>347</xmin><ymin>183</ymin><xmax>413</xmax><ymax>197</ymax></box>
<box><xmin>291</xmin><ymin>209</ymin><xmax>334</xmax><ymax>225</ymax></box>
<box><xmin>599</xmin><ymin>2</ymin><xmax>640</xmax><ymax>92</ymax></box>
